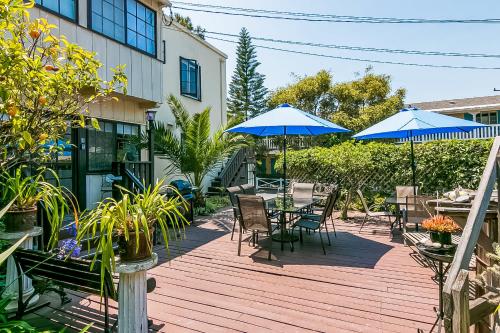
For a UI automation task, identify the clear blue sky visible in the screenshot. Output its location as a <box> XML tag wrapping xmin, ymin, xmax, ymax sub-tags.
<box><xmin>174</xmin><ymin>0</ymin><xmax>500</xmax><ymax>103</ymax></box>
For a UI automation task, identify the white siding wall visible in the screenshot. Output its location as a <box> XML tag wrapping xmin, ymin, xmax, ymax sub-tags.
<box><xmin>156</xmin><ymin>23</ymin><xmax>227</xmax><ymax>129</ymax></box>
<box><xmin>30</xmin><ymin>0</ymin><xmax>164</xmax><ymax>105</ymax></box>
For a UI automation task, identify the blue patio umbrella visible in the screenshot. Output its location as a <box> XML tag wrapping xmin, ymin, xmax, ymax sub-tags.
<box><xmin>226</xmin><ymin>103</ymin><xmax>350</xmax><ymax>191</ymax></box>
<box><xmin>352</xmin><ymin>107</ymin><xmax>487</xmax><ymax>194</ymax></box>
<box><xmin>226</xmin><ymin>103</ymin><xmax>350</xmax><ymax>248</ymax></box>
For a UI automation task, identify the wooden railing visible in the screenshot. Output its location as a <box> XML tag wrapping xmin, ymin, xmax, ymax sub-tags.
<box><xmin>112</xmin><ymin>161</ymin><xmax>151</xmax><ymax>195</ymax></box>
<box><xmin>218</xmin><ymin>148</ymin><xmax>247</xmax><ymax>188</ymax></box>
<box><xmin>443</xmin><ymin>136</ymin><xmax>500</xmax><ymax>332</ymax></box>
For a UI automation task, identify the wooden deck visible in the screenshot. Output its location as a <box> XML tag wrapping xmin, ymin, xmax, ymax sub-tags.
<box><xmin>27</xmin><ymin>209</ymin><xmax>440</xmax><ymax>332</ymax></box>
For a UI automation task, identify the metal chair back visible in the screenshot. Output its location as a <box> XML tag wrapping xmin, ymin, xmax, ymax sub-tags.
<box><xmin>356</xmin><ymin>189</ymin><xmax>371</xmax><ymax>214</ymax></box>
<box><xmin>236</xmin><ymin>195</ymin><xmax>271</xmax><ymax>232</ymax></box>
<box><xmin>396</xmin><ymin>186</ymin><xmax>419</xmax><ymax>200</ymax></box>
<box><xmin>239</xmin><ymin>184</ymin><xmax>256</xmax><ymax>195</ymax></box>
<box><xmin>404</xmin><ymin>195</ymin><xmax>433</xmax><ymax>227</ymax></box>
<box><xmin>320</xmin><ymin>192</ymin><xmax>337</xmax><ymax>225</ymax></box>
<box><xmin>292</xmin><ymin>182</ymin><xmax>315</xmax><ymax>201</ymax></box>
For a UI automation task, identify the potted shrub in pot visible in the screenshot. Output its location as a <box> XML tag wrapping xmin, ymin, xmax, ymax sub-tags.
<box><xmin>0</xmin><ymin>166</ymin><xmax>76</xmax><ymax>248</ymax></box>
<box><xmin>422</xmin><ymin>215</ymin><xmax>460</xmax><ymax>245</ymax></box>
<box><xmin>76</xmin><ymin>179</ymin><xmax>187</xmax><ymax>287</ymax></box>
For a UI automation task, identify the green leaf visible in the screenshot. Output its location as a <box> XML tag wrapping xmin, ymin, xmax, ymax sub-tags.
<box><xmin>0</xmin><ymin>235</ymin><xmax>28</xmax><ymax>265</ymax></box>
<box><xmin>90</xmin><ymin>117</ymin><xmax>100</xmax><ymax>130</ymax></box>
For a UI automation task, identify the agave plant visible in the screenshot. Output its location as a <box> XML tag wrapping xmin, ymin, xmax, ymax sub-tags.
<box><xmin>76</xmin><ymin>179</ymin><xmax>187</xmax><ymax>293</ymax></box>
<box><xmin>152</xmin><ymin>94</ymin><xmax>246</xmax><ymax>191</ymax></box>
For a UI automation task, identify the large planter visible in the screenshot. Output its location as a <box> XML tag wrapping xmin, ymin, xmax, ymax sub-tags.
<box><xmin>430</xmin><ymin>231</ymin><xmax>452</xmax><ymax>245</ymax></box>
<box><xmin>4</xmin><ymin>207</ymin><xmax>37</xmax><ymax>232</ymax></box>
<box><xmin>118</xmin><ymin>229</ymin><xmax>154</xmax><ymax>262</ymax></box>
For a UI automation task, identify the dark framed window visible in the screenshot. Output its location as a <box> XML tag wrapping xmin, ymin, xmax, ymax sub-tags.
<box><xmin>90</xmin><ymin>0</ymin><xmax>125</xmax><ymax>43</ymax></box>
<box><xmin>475</xmin><ymin>111</ymin><xmax>498</xmax><ymax>125</ymax></box>
<box><xmin>126</xmin><ymin>0</ymin><xmax>156</xmax><ymax>55</ymax></box>
<box><xmin>87</xmin><ymin>120</ymin><xmax>141</xmax><ymax>172</ymax></box>
<box><xmin>87</xmin><ymin>120</ymin><xmax>115</xmax><ymax>172</ymax></box>
<box><xmin>89</xmin><ymin>0</ymin><xmax>156</xmax><ymax>56</ymax></box>
<box><xmin>180</xmin><ymin>57</ymin><xmax>201</xmax><ymax>100</ymax></box>
<box><xmin>116</xmin><ymin>123</ymin><xmax>140</xmax><ymax>162</ymax></box>
<box><xmin>35</xmin><ymin>0</ymin><xmax>77</xmax><ymax>21</ymax></box>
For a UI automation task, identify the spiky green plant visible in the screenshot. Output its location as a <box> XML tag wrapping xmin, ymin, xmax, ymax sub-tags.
<box><xmin>76</xmin><ymin>179</ymin><xmax>187</xmax><ymax>294</ymax></box>
<box><xmin>153</xmin><ymin>94</ymin><xmax>246</xmax><ymax>191</ymax></box>
<box><xmin>0</xmin><ymin>166</ymin><xmax>77</xmax><ymax>249</ymax></box>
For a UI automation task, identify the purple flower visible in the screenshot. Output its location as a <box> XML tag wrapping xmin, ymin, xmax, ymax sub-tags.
<box><xmin>57</xmin><ymin>238</ymin><xmax>81</xmax><ymax>259</ymax></box>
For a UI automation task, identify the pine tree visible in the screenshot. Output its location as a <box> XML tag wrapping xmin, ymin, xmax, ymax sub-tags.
<box><xmin>228</xmin><ymin>28</ymin><xmax>268</xmax><ymax>121</ymax></box>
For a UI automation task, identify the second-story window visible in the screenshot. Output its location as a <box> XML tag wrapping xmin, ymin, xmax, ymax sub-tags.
<box><xmin>35</xmin><ymin>0</ymin><xmax>77</xmax><ymax>21</ymax></box>
<box><xmin>126</xmin><ymin>0</ymin><xmax>156</xmax><ymax>55</ymax></box>
<box><xmin>91</xmin><ymin>0</ymin><xmax>126</xmax><ymax>43</ymax></box>
<box><xmin>89</xmin><ymin>0</ymin><xmax>156</xmax><ymax>56</ymax></box>
<box><xmin>180</xmin><ymin>57</ymin><xmax>201</xmax><ymax>100</ymax></box>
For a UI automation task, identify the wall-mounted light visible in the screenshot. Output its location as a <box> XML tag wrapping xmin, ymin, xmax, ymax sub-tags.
<box><xmin>145</xmin><ymin>110</ymin><xmax>157</xmax><ymax>122</ymax></box>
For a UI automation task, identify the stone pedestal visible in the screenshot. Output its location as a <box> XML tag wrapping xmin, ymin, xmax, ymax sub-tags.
<box><xmin>116</xmin><ymin>253</ymin><xmax>158</xmax><ymax>333</ymax></box>
<box><xmin>0</xmin><ymin>227</ymin><xmax>43</xmax><ymax>312</ymax></box>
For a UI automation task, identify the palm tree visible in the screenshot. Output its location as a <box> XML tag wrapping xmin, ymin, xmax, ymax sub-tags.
<box><xmin>154</xmin><ymin>95</ymin><xmax>246</xmax><ymax>192</ymax></box>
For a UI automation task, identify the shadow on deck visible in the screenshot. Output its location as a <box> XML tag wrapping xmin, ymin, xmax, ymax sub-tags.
<box><xmin>26</xmin><ymin>209</ymin><xmax>439</xmax><ymax>333</ymax></box>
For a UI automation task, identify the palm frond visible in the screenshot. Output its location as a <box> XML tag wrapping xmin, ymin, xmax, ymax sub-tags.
<box><xmin>167</xmin><ymin>94</ymin><xmax>190</xmax><ymax>132</ymax></box>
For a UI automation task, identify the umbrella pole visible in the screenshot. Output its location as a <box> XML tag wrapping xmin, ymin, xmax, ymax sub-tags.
<box><xmin>410</xmin><ymin>138</ymin><xmax>417</xmax><ymax>195</ymax></box>
<box><xmin>283</xmin><ymin>129</ymin><xmax>287</xmax><ymax>206</ymax></box>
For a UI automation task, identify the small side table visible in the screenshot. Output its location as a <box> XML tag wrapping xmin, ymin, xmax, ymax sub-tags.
<box><xmin>116</xmin><ymin>253</ymin><xmax>158</xmax><ymax>333</ymax></box>
<box><xmin>0</xmin><ymin>227</ymin><xmax>43</xmax><ymax>312</ymax></box>
<box><xmin>416</xmin><ymin>245</ymin><xmax>455</xmax><ymax>333</ymax></box>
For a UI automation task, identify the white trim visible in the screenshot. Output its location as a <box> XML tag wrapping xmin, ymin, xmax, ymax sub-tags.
<box><xmin>422</xmin><ymin>103</ymin><xmax>500</xmax><ymax>113</ymax></box>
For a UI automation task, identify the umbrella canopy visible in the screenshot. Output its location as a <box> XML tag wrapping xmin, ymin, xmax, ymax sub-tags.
<box><xmin>352</xmin><ymin>107</ymin><xmax>487</xmax><ymax>194</ymax></box>
<box><xmin>226</xmin><ymin>103</ymin><xmax>349</xmax><ymax>137</ymax></box>
<box><xmin>352</xmin><ymin>107</ymin><xmax>486</xmax><ymax>140</ymax></box>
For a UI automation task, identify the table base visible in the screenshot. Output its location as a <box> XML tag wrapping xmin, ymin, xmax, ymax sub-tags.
<box><xmin>272</xmin><ymin>232</ymin><xmax>299</xmax><ymax>243</ymax></box>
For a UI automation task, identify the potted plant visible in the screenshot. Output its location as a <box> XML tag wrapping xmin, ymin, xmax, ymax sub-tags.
<box><xmin>0</xmin><ymin>166</ymin><xmax>76</xmax><ymax>248</ymax></box>
<box><xmin>76</xmin><ymin>179</ymin><xmax>187</xmax><ymax>289</ymax></box>
<box><xmin>422</xmin><ymin>215</ymin><xmax>460</xmax><ymax>245</ymax></box>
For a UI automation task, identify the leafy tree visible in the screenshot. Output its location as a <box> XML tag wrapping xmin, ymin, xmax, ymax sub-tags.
<box><xmin>268</xmin><ymin>70</ymin><xmax>335</xmax><ymax>118</ymax></box>
<box><xmin>174</xmin><ymin>13</ymin><xmax>206</xmax><ymax>39</ymax></box>
<box><xmin>153</xmin><ymin>95</ymin><xmax>246</xmax><ymax>192</ymax></box>
<box><xmin>331</xmin><ymin>68</ymin><xmax>405</xmax><ymax>133</ymax></box>
<box><xmin>227</xmin><ymin>27</ymin><xmax>268</xmax><ymax>121</ymax></box>
<box><xmin>267</xmin><ymin>68</ymin><xmax>405</xmax><ymax>134</ymax></box>
<box><xmin>0</xmin><ymin>0</ymin><xmax>127</xmax><ymax>170</ymax></box>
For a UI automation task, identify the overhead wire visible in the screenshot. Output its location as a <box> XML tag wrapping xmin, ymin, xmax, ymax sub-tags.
<box><xmin>203</xmin><ymin>31</ymin><xmax>500</xmax><ymax>59</ymax></box>
<box><xmin>205</xmin><ymin>35</ymin><xmax>500</xmax><ymax>70</ymax></box>
<box><xmin>172</xmin><ymin>2</ymin><xmax>500</xmax><ymax>24</ymax></box>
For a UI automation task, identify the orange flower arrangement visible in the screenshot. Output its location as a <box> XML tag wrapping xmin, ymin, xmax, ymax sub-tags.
<box><xmin>422</xmin><ymin>215</ymin><xmax>460</xmax><ymax>233</ymax></box>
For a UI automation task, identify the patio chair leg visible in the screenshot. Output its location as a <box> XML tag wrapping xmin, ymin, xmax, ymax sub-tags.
<box><xmin>299</xmin><ymin>226</ymin><xmax>303</xmax><ymax>243</ymax></box>
<box><xmin>238</xmin><ymin>229</ymin><xmax>242</xmax><ymax>256</ymax></box>
<box><xmin>359</xmin><ymin>214</ymin><xmax>368</xmax><ymax>232</ymax></box>
<box><xmin>319</xmin><ymin>230</ymin><xmax>326</xmax><ymax>255</ymax></box>
<box><xmin>268</xmin><ymin>232</ymin><xmax>272</xmax><ymax>261</ymax></box>
<box><xmin>231</xmin><ymin>217</ymin><xmax>237</xmax><ymax>240</ymax></box>
<box><xmin>324</xmin><ymin>222</ymin><xmax>331</xmax><ymax>246</ymax></box>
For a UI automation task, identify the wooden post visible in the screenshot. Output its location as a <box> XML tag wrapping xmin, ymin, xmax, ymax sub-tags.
<box><xmin>452</xmin><ymin>270</ymin><xmax>470</xmax><ymax>333</ymax></box>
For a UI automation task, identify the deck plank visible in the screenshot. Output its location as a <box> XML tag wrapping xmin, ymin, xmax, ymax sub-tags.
<box><xmin>28</xmin><ymin>209</ymin><xmax>439</xmax><ymax>332</ymax></box>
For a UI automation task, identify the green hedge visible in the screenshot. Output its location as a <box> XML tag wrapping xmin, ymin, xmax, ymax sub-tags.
<box><xmin>276</xmin><ymin>139</ymin><xmax>492</xmax><ymax>196</ymax></box>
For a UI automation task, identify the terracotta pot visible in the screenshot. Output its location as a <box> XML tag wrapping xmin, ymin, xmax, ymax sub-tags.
<box><xmin>118</xmin><ymin>228</ymin><xmax>154</xmax><ymax>262</ymax></box>
<box><xmin>4</xmin><ymin>207</ymin><xmax>37</xmax><ymax>232</ymax></box>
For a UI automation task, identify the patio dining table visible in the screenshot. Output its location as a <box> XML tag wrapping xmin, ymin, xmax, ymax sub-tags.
<box><xmin>265</xmin><ymin>196</ymin><xmax>320</xmax><ymax>251</ymax></box>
